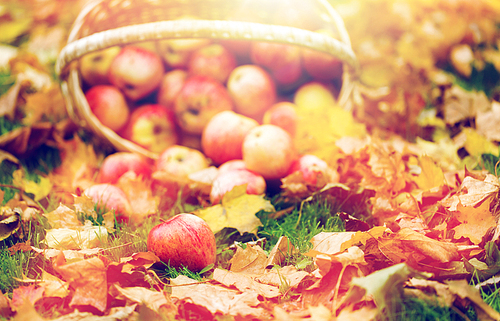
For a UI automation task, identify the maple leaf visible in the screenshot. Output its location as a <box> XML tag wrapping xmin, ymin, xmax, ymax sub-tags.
<box><xmin>53</xmin><ymin>255</ymin><xmax>108</xmax><ymax>312</ymax></box>
<box><xmin>110</xmin><ymin>284</ymin><xmax>175</xmax><ymax>313</ymax></box>
<box><xmin>195</xmin><ymin>185</ymin><xmax>274</xmax><ymax>234</ymax></box>
<box><xmin>10</xmin><ymin>284</ymin><xmax>44</xmax><ymax>312</ymax></box>
<box><xmin>411</xmin><ymin>155</ymin><xmax>445</xmax><ymax>191</ymax></box>
<box><xmin>213</xmin><ymin>268</ymin><xmax>281</xmax><ymax>298</ymax></box>
<box><xmin>440</xmin><ymin>173</ymin><xmax>499</xmax><ymax>211</ymax></box>
<box><xmin>446</xmin><ymin>279</ymin><xmax>500</xmax><ymax>320</ymax></box>
<box><xmin>115</xmin><ymin>173</ymin><xmax>158</xmax><ymax>224</ymax></box>
<box><xmin>256</xmin><ymin>265</ymin><xmax>310</xmax><ymax>290</ymax></box>
<box><xmin>49</xmin><ymin>135</ymin><xmax>101</xmax><ymax>202</ymax></box>
<box><xmin>451</xmin><ymin>198</ymin><xmax>496</xmax><ymax>245</ymax></box>
<box><xmin>170</xmin><ymin>275</ymin><xmax>267</xmax><ymax>319</ymax></box>
<box><xmin>44</xmin><ymin>203</ymin><xmax>81</xmax><ymax>229</ymax></box>
<box><xmin>229</xmin><ymin>243</ymin><xmax>269</xmax><ymax>274</ymax></box>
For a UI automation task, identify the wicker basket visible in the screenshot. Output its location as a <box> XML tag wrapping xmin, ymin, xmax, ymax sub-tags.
<box><xmin>56</xmin><ymin>0</ymin><xmax>358</xmax><ymax>160</ymax></box>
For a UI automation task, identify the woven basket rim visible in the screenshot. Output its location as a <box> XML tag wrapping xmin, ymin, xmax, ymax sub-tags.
<box><xmin>56</xmin><ymin>19</ymin><xmax>358</xmax><ymax>77</ymax></box>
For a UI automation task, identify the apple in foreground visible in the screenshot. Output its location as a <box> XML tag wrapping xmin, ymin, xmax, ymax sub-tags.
<box><xmin>84</xmin><ymin>184</ymin><xmax>133</xmax><ymax>221</ymax></box>
<box><xmin>174</xmin><ymin>75</ymin><xmax>233</xmax><ymax>134</ymax></box>
<box><xmin>108</xmin><ymin>46</ymin><xmax>165</xmax><ymax>101</ymax></box>
<box><xmin>262</xmin><ymin>101</ymin><xmax>298</xmax><ymax>137</ymax></box>
<box><xmin>79</xmin><ymin>46</ymin><xmax>121</xmax><ymax>86</ymax></box>
<box><xmin>201</xmin><ymin>111</ymin><xmax>258</xmax><ymax>165</ymax></box>
<box><xmin>85</xmin><ymin>85</ymin><xmax>130</xmax><ymax>132</ymax></box>
<box><xmin>242</xmin><ymin>124</ymin><xmax>296</xmax><ymax>180</ymax></box>
<box><xmin>98</xmin><ymin>152</ymin><xmax>152</xmax><ymax>184</ymax></box>
<box><xmin>288</xmin><ymin>154</ymin><xmax>339</xmax><ymax>186</ymax></box>
<box><xmin>188</xmin><ymin>43</ymin><xmax>237</xmax><ymax>83</ymax></box>
<box><xmin>210</xmin><ymin>165</ymin><xmax>266</xmax><ymax>204</ymax></box>
<box><xmin>120</xmin><ymin>104</ymin><xmax>179</xmax><ymax>153</ymax></box>
<box><xmin>226</xmin><ymin>65</ymin><xmax>276</xmax><ymax>120</ymax></box>
<box><xmin>157</xmin><ymin>69</ymin><xmax>188</xmax><ymax>110</ymax></box>
<box><xmin>156</xmin><ymin>145</ymin><xmax>209</xmax><ymax>178</ymax></box>
<box><xmin>147</xmin><ymin>213</ymin><xmax>216</xmax><ymax>272</ymax></box>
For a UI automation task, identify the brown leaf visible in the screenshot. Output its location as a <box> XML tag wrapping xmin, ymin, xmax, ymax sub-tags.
<box><xmin>442</xmin><ymin>86</ymin><xmax>490</xmax><ymax>125</ymax></box>
<box><xmin>44</xmin><ymin>203</ymin><xmax>81</xmax><ymax>229</ymax></box>
<box><xmin>110</xmin><ymin>284</ymin><xmax>175</xmax><ymax>313</ymax></box>
<box><xmin>446</xmin><ymin>279</ymin><xmax>500</xmax><ymax>321</ymax></box>
<box><xmin>11</xmin><ymin>285</ymin><xmax>44</xmax><ymax>312</ymax></box>
<box><xmin>213</xmin><ymin>268</ymin><xmax>281</xmax><ymax>298</ymax></box>
<box><xmin>53</xmin><ymin>256</ymin><xmax>107</xmax><ymax>312</ymax></box>
<box><xmin>451</xmin><ymin>198</ymin><xmax>496</xmax><ymax>244</ymax></box>
<box><xmin>476</xmin><ymin>101</ymin><xmax>500</xmax><ymax>142</ymax></box>
<box><xmin>229</xmin><ymin>244</ymin><xmax>268</xmax><ymax>275</ymax></box>
<box><xmin>255</xmin><ymin>265</ymin><xmax>310</xmax><ymax>289</ymax></box>
<box><xmin>0</xmin><ymin>291</ymin><xmax>12</xmax><ymax>319</ymax></box>
<box><xmin>170</xmin><ymin>275</ymin><xmax>266</xmax><ymax>319</ymax></box>
<box><xmin>115</xmin><ymin>173</ymin><xmax>158</xmax><ymax>224</ymax></box>
<box><xmin>266</xmin><ymin>236</ymin><xmax>296</xmax><ymax>267</ymax></box>
<box><xmin>309</xmin><ymin>232</ymin><xmax>357</xmax><ymax>255</ymax></box>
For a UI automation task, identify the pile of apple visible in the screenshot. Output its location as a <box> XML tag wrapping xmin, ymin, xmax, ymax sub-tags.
<box><xmin>80</xmin><ymin>36</ymin><xmax>343</xmax><ymax>218</ymax></box>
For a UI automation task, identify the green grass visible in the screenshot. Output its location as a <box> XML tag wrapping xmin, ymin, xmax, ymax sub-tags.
<box><xmin>382</xmin><ymin>296</ymin><xmax>477</xmax><ymax>321</ymax></box>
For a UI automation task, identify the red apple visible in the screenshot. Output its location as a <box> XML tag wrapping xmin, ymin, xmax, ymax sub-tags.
<box><xmin>302</xmin><ymin>48</ymin><xmax>343</xmax><ymax>80</ymax></box>
<box><xmin>174</xmin><ymin>75</ymin><xmax>233</xmax><ymax>134</ymax></box>
<box><xmin>226</xmin><ymin>65</ymin><xmax>276</xmax><ymax>120</ymax></box>
<box><xmin>157</xmin><ymin>69</ymin><xmax>188</xmax><ymax>111</ymax></box>
<box><xmin>83</xmin><ymin>183</ymin><xmax>133</xmax><ymax>221</ymax></box>
<box><xmin>287</xmin><ymin>154</ymin><xmax>339</xmax><ymax>186</ymax></box>
<box><xmin>156</xmin><ymin>145</ymin><xmax>209</xmax><ymax>178</ymax></box>
<box><xmin>210</xmin><ymin>167</ymin><xmax>266</xmax><ymax>204</ymax></box>
<box><xmin>262</xmin><ymin>101</ymin><xmax>298</xmax><ymax>137</ymax></box>
<box><xmin>242</xmin><ymin>124</ymin><xmax>296</xmax><ymax>180</ymax></box>
<box><xmin>157</xmin><ymin>35</ymin><xmax>210</xmax><ymax>69</ymax></box>
<box><xmin>120</xmin><ymin>104</ymin><xmax>179</xmax><ymax>153</ymax></box>
<box><xmin>217</xmin><ymin>159</ymin><xmax>247</xmax><ymax>174</ymax></box>
<box><xmin>98</xmin><ymin>152</ymin><xmax>152</xmax><ymax>184</ymax></box>
<box><xmin>79</xmin><ymin>46</ymin><xmax>121</xmax><ymax>86</ymax></box>
<box><xmin>188</xmin><ymin>43</ymin><xmax>237</xmax><ymax>83</ymax></box>
<box><xmin>147</xmin><ymin>213</ymin><xmax>216</xmax><ymax>272</ymax></box>
<box><xmin>201</xmin><ymin>111</ymin><xmax>259</xmax><ymax>165</ymax></box>
<box><xmin>301</xmin><ymin>30</ymin><xmax>343</xmax><ymax>80</ymax></box>
<box><xmin>108</xmin><ymin>46</ymin><xmax>165</xmax><ymax>101</ymax></box>
<box><xmin>250</xmin><ymin>42</ymin><xmax>303</xmax><ymax>86</ymax></box>
<box><xmin>85</xmin><ymin>85</ymin><xmax>130</xmax><ymax>132</ymax></box>
<box><xmin>218</xmin><ymin>39</ymin><xmax>252</xmax><ymax>63</ymax></box>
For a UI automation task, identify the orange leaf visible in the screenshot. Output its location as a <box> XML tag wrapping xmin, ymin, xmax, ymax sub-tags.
<box><xmin>54</xmin><ymin>256</ymin><xmax>107</xmax><ymax>312</ymax></box>
<box><xmin>452</xmin><ymin>198</ymin><xmax>496</xmax><ymax>245</ymax></box>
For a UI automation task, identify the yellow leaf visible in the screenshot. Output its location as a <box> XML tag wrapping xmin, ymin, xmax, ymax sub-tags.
<box><xmin>452</xmin><ymin>198</ymin><xmax>496</xmax><ymax>245</ymax></box>
<box><xmin>195</xmin><ymin>185</ymin><xmax>274</xmax><ymax>234</ymax></box>
<box><xmin>412</xmin><ymin>155</ymin><xmax>445</xmax><ymax>191</ymax></box>
<box><xmin>12</xmin><ymin>169</ymin><xmax>53</xmax><ymax>201</ymax></box>
<box><xmin>0</xmin><ymin>18</ymin><xmax>32</xmax><ymax>43</ymax></box>
<box><xmin>463</xmin><ymin>128</ymin><xmax>498</xmax><ymax>157</ymax></box>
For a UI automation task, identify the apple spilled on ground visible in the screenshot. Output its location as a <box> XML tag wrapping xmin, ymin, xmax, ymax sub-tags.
<box><xmin>147</xmin><ymin>213</ymin><xmax>217</xmax><ymax>272</ymax></box>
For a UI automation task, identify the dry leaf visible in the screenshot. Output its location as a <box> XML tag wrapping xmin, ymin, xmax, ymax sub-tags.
<box><xmin>43</xmin><ymin>203</ymin><xmax>81</xmax><ymax>229</ymax></box>
<box><xmin>451</xmin><ymin>198</ymin><xmax>496</xmax><ymax>245</ymax></box>
<box><xmin>229</xmin><ymin>244</ymin><xmax>269</xmax><ymax>275</ymax></box>
<box><xmin>213</xmin><ymin>268</ymin><xmax>281</xmax><ymax>298</ymax></box>
<box><xmin>110</xmin><ymin>284</ymin><xmax>173</xmax><ymax>313</ymax></box>
<box><xmin>170</xmin><ymin>275</ymin><xmax>266</xmax><ymax>319</ymax></box>
<box><xmin>195</xmin><ymin>185</ymin><xmax>274</xmax><ymax>234</ymax></box>
<box><xmin>44</xmin><ymin>222</ymin><xmax>108</xmax><ymax>250</ymax></box>
<box><xmin>54</xmin><ymin>256</ymin><xmax>108</xmax><ymax>312</ymax></box>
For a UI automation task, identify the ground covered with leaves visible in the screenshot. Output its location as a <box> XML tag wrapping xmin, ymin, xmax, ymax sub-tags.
<box><xmin>2</xmin><ymin>0</ymin><xmax>500</xmax><ymax>320</ymax></box>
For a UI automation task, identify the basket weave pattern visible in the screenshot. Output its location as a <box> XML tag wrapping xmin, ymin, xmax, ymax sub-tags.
<box><xmin>56</xmin><ymin>0</ymin><xmax>358</xmax><ymax>159</ymax></box>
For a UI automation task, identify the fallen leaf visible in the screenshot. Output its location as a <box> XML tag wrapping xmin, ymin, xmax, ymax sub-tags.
<box><xmin>213</xmin><ymin>268</ymin><xmax>281</xmax><ymax>298</ymax></box>
<box><xmin>44</xmin><ymin>221</ymin><xmax>107</xmax><ymax>250</ymax></box>
<box><xmin>43</xmin><ymin>203</ymin><xmax>81</xmax><ymax>229</ymax></box>
<box><xmin>229</xmin><ymin>243</ymin><xmax>269</xmax><ymax>274</ymax></box>
<box><xmin>195</xmin><ymin>185</ymin><xmax>274</xmax><ymax>234</ymax></box>
<box><xmin>53</xmin><ymin>256</ymin><xmax>107</xmax><ymax>312</ymax></box>
<box><xmin>116</xmin><ymin>173</ymin><xmax>158</xmax><ymax>224</ymax></box>
<box><xmin>110</xmin><ymin>284</ymin><xmax>174</xmax><ymax>313</ymax></box>
<box><xmin>345</xmin><ymin>263</ymin><xmax>418</xmax><ymax>313</ymax></box>
<box><xmin>0</xmin><ymin>212</ymin><xmax>20</xmax><ymax>241</ymax></box>
<box><xmin>476</xmin><ymin>100</ymin><xmax>500</xmax><ymax>141</ymax></box>
<box><xmin>170</xmin><ymin>275</ymin><xmax>266</xmax><ymax>319</ymax></box>
<box><xmin>452</xmin><ymin>198</ymin><xmax>496</xmax><ymax>244</ymax></box>
<box><xmin>256</xmin><ymin>265</ymin><xmax>310</xmax><ymax>289</ymax></box>
<box><xmin>446</xmin><ymin>279</ymin><xmax>500</xmax><ymax>320</ymax></box>
<box><xmin>309</xmin><ymin>232</ymin><xmax>357</xmax><ymax>255</ymax></box>
<box><xmin>412</xmin><ymin>155</ymin><xmax>445</xmax><ymax>191</ymax></box>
